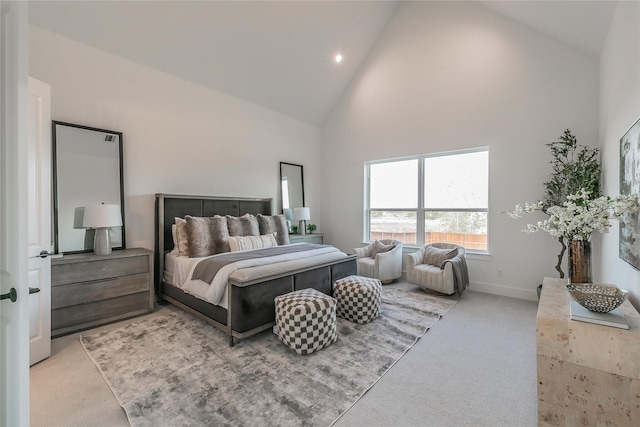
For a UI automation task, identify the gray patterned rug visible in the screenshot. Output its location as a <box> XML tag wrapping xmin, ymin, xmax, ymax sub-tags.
<box><xmin>80</xmin><ymin>288</ymin><xmax>456</xmax><ymax>427</ymax></box>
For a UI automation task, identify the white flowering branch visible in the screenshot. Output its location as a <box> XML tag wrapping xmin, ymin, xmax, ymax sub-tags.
<box><xmin>507</xmin><ymin>189</ymin><xmax>640</xmax><ymax>241</ymax></box>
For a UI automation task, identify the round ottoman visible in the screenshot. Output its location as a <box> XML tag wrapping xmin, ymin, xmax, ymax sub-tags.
<box><xmin>274</xmin><ymin>288</ymin><xmax>337</xmax><ymax>355</ymax></box>
<box><xmin>332</xmin><ymin>275</ymin><xmax>382</xmax><ymax>324</ymax></box>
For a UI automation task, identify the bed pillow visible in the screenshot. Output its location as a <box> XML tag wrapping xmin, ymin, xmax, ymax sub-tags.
<box><xmin>369</xmin><ymin>240</ymin><xmax>396</xmax><ymax>258</ymax></box>
<box><xmin>185</xmin><ymin>215</ymin><xmax>230</xmax><ymax>257</ymax></box>
<box><xmin>226</xmin><ymin>214</ymin><xmax>260</xmax><ymax>236</ymax></box>
<box><xmin>423</xmin><ymin>246</ymin><xmax>457</xmax><ymax>267</ymax></box>
<box><xmin>228</xmin><ymin>233</ymin><xmax>278</xmax><ymax>252</ymax></box>
<box><xmin>170</xmin><ymin>224</ymin><xmax>179</xmax><ymax>255</ymax></box>
<box><xmin>174</xmin><ymin>217</ymin><xmax>189</xmax><ymax>256</ymax></box>
<box><xmin>257</xmin><ymin>214</ymin><xmax>291</xmax><ymax>246</ymax></box>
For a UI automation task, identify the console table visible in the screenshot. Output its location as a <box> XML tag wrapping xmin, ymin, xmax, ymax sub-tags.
<box><xmin>537</xmin><ymin>277</ymin><xmax>640</xmax><ymax>426</ymax></box>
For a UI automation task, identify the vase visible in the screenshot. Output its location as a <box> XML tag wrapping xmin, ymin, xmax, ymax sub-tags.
<box><xmin>568</xmin><ymin>240</ymin><xmax>592</xmax><ymax>284</ymax></box>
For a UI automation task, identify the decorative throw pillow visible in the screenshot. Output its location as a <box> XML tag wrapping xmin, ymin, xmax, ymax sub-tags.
<box><xmin>226</xmin><ymin>214</ymin><xmax>260</xmax><ymax>236</ymax></box>
<box><xmin>185</xmin><ymin>215</ymin><xmax>230</xmax><ymax>257</ymax></box>
<box><xmin>257</xmin><ymin>214</ymin><xmax>291</xmax><ymax>246</ymax></box>
<box><xmin>423</xmin><ymin>246</ymin><xmax>458</xmax><ymax>267</ymax></box>
<box><xmin>228</xmin><ymin>233</ymin><xmax>278</xmax><ymax>252</ymax></box>
<box><xmin>370</xmin><ymin>240</ymin><xmax>396</xmax><ymax>258</ymax></box>
<box><xmin>170</xmin><ymin>224</ymin><xmax>179</xmax><ymax>255</ymax></box>
<box><xmin>174</xmin><ymin>217</ymin><xmax>189</xmax><ymax>256</ymax></box>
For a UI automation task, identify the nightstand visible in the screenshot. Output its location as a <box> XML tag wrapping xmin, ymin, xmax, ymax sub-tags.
<box><xmin>289</xmin><ymin>233</ymin><xmax>324</xmax><ymax>244</ymax></box>
<box><xmin>51</xmin><ymin>248</ymin><xmax>154</xmax><ymax>337</ymax></box>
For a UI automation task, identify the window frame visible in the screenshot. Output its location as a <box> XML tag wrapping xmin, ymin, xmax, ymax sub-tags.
<box><xmin>365</xmin><ymin>147</ymin><xmax>489</xmax><ymax>253</ymax></box>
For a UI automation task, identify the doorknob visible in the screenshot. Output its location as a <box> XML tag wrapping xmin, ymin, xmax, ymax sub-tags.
<box><xmin>29</xmin><ymin>287</ymin><xmax>41</xmax><ymax>294</ymax></box>
<box><xmin>39</xmin><ymin>250</ymin><xmax>52</xmax><ymax>258</ymax></box>
<box><xmin>0</xmin><ymin>288</ymin><xmax>17</xmax><ymax>302</ymax></box>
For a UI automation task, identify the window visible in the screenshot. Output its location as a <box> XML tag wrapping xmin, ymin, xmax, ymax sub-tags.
<box><xmin>366</xmin><ymin>149</ymin><xmax>488</xmax><ymax>251</ymax></box>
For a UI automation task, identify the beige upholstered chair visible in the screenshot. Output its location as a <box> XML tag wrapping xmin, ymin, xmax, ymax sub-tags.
<box><xmin>354</xmin><ymin>239</ymin><xmax>402</xmax><ymax>284</ymax></box>
<box><xmin>406</xmin><ymin>243</ymin><xmax>469</xmax><ymax>296</ymax></box>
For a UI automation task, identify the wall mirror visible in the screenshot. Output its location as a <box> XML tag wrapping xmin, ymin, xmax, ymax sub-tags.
<box><xmin>52</xmin><ymin>121</ymin><xmax>125</xmax><ymax>254</ymax></box>
<box><xmin>279</xmin><ymin>162</ymin><xmax>305</xmax><ymax>215</ymax></box>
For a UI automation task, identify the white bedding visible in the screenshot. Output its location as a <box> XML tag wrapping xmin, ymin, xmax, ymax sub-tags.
<box><xmin>164</xmin><ymin>244</ymin><xmax>347</xmax><ymax>308</ymax></box>
<box><xmin>164</xmin><ymin>251</ymin><xmax>179</xmax><ymax>285</ymax></box>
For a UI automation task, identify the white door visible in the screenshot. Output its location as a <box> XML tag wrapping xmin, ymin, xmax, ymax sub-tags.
<box><xmin>0</xmin><ymin>1</ymin><xmax>31</xmax><ymax>426</ymax></box>
<box><xmin>27</xmin><ymin>77</ymin><xmax>51</xmax><ymax>366</ymax></box>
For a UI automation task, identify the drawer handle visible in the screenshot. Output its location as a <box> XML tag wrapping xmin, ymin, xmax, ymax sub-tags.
<box><xmin>84</xmin><ymin>277</ymin><xmax>117</xmax><ymax>285</ymax></box>
<box><xmin>39</xmin><ymin>250</ymin><xmax>53</xmax><ymax>258</ymax></box>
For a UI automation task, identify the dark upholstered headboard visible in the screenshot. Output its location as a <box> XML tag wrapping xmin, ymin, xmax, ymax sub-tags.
<box><xmin>154</xmin><ymin>193</ymin><xmax>272</xmax><ymax>292</ymax></box>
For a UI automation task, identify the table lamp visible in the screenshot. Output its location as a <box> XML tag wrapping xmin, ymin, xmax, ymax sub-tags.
<box><xmin>293</xmin><ymin>207</ymin><xmax>310</xmax><ymax>236</ymax></box>
<box><xmin>82</xmin><ymin>203</ymin><xmax>123</xmax><ymax>255</ymax></box>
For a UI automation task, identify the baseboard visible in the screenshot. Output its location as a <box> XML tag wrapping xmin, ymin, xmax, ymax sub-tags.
<box><xmin>469</xmin><ymin>281</ymin><xmax>538</xmax><ymax>302</ymax></box>
<box><xmin>398</xmin><ymin>271</ymin><xmax>539</xmax><ymax>302</ymax></box>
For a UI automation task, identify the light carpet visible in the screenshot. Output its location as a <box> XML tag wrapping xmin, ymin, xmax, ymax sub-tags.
<box><xmin>80</xmin><ymin>288</ymin><xmax>456</xmax><ymax>427</ymax></box>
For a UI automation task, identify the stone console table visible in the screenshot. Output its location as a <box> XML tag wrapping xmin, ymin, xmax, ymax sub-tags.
<box><xmin>537</xmin><ymin>277</ymin><xmax>640</xmax><ymax>426</ymax></box>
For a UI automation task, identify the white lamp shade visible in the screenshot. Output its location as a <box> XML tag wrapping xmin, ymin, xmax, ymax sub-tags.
<box><xmin>293</xmin><ymin>207</ymin><xmax>310</xmax><ymax>221</ymax></box>
<box><xmin>82</xmin><ymin>204</ymin><xmax>123</xmax><ymax>228</ymax></box>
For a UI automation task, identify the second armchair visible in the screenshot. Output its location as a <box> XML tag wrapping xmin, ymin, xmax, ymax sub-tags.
<box><xmin>406</xmin><ymin>243</ymin><xmax>469</xmax><ymax>296</ymax></box>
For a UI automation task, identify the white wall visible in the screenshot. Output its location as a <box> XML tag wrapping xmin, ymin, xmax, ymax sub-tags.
<box><xmin>30</xmin><ymin>2</ymin><xmax>617</xmax><ymax>303</ymax></box>
<box><xmin>29</xmin><ymin>27</ymin><xmax>323</xmax><ymax>252</ymax></box>
<box><xmin>322</xmin><ymin>1</ymin><xmax>600</xmax><ymax>300</ymax></box>
<box><xmin>599</xmin><ymin>1</ymin><xmax>640</xmax><ymax>308</ymax></box>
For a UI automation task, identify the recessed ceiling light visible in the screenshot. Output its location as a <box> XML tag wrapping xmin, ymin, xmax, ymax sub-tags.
<box><xmin>335</xmin><ymin>54</ymin><xmax>343</xmax><ymax>63</ymax></box>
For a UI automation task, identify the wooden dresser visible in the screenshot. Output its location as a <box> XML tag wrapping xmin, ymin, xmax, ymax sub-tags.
<box><xmin>537</xmin><ymin>277</ymin><xmax>640</xmax><ymax>426</ymax></box>
<box><xmin>289</xmin><ymin>233</ymin><xmax>324</xmax><ymax>244</ymax></box>
<box><xmin>51</xmin><ymin>248</ymin><xmax>154</xmax><ymax>337</ymax></box>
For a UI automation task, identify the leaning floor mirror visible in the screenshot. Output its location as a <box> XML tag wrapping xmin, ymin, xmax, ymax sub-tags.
<box><xmin>52</xmin><ymin>121</ymin><xmax>126</xmax><ymax>254</ymax></box>
<box><xmin>280</xmin><ymin>162</ymin><xmax>305</xmax><ymax>213</ymax></box>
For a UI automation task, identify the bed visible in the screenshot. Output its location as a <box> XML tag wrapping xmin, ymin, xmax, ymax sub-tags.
<box><xmin>155</xmin><ymin>193</ymin><xmax>356</xmax><ymax>345</ymax></box>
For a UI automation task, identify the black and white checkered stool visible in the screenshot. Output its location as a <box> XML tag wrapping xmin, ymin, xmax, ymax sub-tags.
<box><xmin>273</xmin><ymin>288</ymin><xmax>337</xmax><ymax>355</ymax></box>
<box><xmin>332</xmin><ymin>275</ymin><xmax>382</xmax><ymax>324</ymax></box>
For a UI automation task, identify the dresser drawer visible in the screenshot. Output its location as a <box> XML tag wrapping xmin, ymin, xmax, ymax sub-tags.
<box><xmin>52</xmin><ymin>292</ymin><xmax>150</xmax><ymax>334</ymax></box>
<box><xmin>52</xmin><ymin>254</ymin><xmax>149</xmax><ymax>287</ymax></box>
<box><xmin>51</xmin><ymin>273</ymin><xmax>150</xmax><ymax>309</ymax></box>
<box><xmin>289</xmin><ymin>233</ymin><xmax>324</xmax><ymax>244</ymax></box>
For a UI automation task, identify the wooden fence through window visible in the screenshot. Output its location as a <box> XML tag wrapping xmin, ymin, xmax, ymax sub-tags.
<box><xmin>370</xmin><ymin>231</ymin><xmax>487</xmax><ymax>250</ymax></box>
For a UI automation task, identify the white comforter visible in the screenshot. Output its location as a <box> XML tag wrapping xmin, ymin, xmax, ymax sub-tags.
<box><xmin>172</xmin><ymin>244</ymin><xmax>346</xmax><ymax>307</ymax></box>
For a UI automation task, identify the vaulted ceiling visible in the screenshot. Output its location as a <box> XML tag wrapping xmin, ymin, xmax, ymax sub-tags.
<box><xmin>29</xmin><ymin>1</ymin><xmax>617</xmax><ymax>127</ymax></box>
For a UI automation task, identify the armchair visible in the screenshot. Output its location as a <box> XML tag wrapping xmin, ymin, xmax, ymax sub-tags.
<box><xmin>407</xmin><ymin>243</ymin><xmax>469</xmax><ymax>296</ymax></box>
<box><xmin>354</xmin><ymin>239</ymin><xmax>402</xmax><ymax>284</ymax></box>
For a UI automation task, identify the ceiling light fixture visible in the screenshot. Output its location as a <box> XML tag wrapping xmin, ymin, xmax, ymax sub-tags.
<box><xmin>335</xmin><ymin>54</ymin><xmax>343</xmax><ymax>63</ymax></box>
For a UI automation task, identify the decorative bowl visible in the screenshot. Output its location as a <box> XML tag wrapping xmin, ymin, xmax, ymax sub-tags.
<box><xmin>566</xmin><ymin>283</ymin><xmax>628</xmax><ymax>313</ymax></box>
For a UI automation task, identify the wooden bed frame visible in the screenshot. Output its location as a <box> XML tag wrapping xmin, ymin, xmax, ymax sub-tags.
<box><xmin>155</xmin><ymin>193</ymin><xmax>356</xmax><ymax>345</ymax></box>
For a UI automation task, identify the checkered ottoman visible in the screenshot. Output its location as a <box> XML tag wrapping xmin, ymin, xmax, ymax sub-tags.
<box><xmin>332</xmin><ymin>275</ymin><xmax>382</xmax><ymax>324</ymax></box>
<box><xmin>273</xmin><ymin>288</ymin><xmax>337</xmax><ymax>355</ymax></box>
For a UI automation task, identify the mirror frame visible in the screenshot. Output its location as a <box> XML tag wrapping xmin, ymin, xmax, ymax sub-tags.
<box><xmin>52</xmin><ymin>121</ymin><xmax>126</xmax><ymax>254</ymax></box>
<box><xmin>279</xmin><ymin>162</ymin><xmax>305</xmax><ymax>214</ymax></box>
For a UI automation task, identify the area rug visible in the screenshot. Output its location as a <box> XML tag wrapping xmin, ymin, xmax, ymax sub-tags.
<box><xmin>80</xmin><ymin>287</ymin><xmax>456</xmax><ymax>427</ymax></box>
